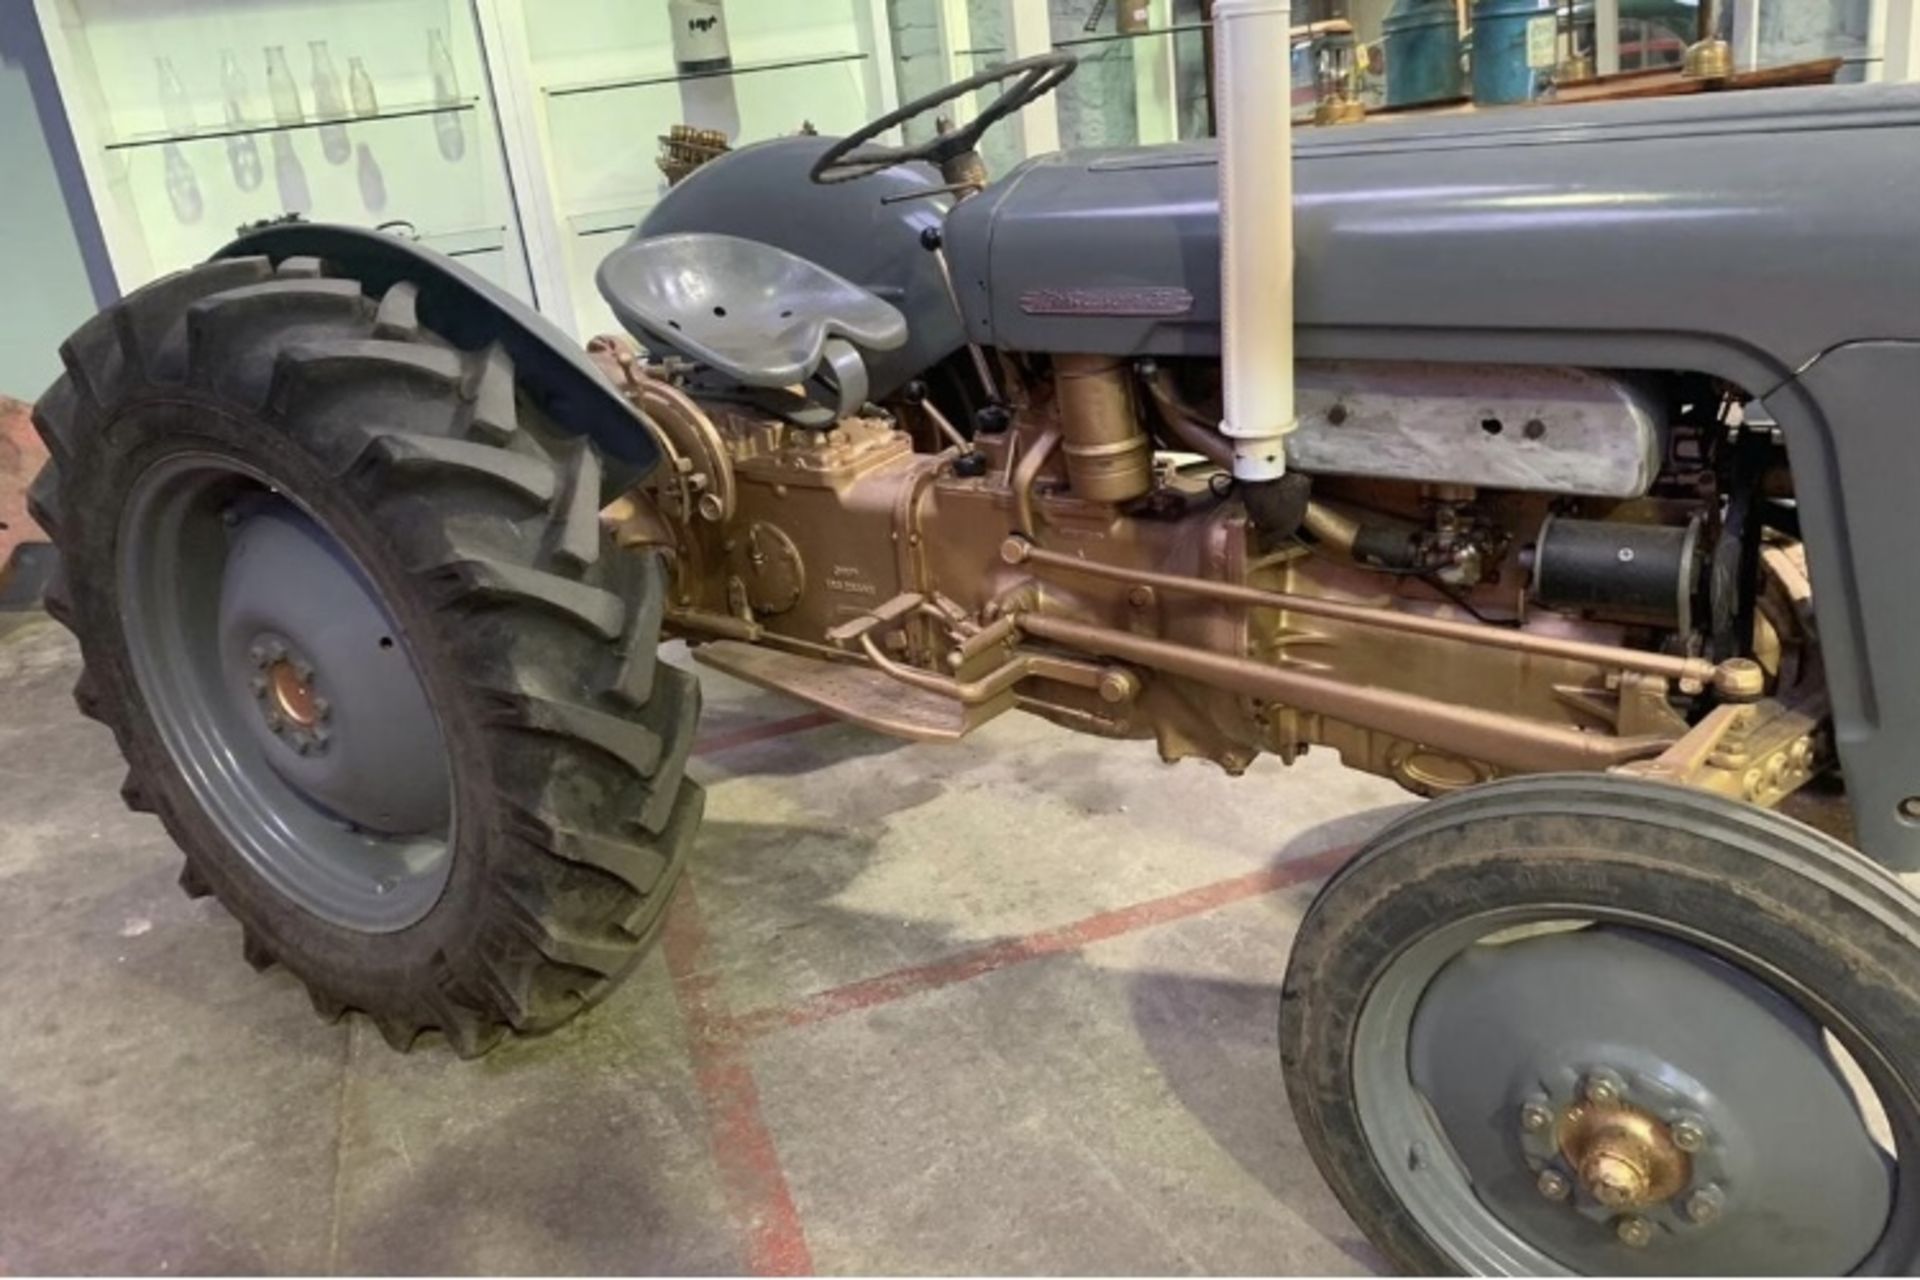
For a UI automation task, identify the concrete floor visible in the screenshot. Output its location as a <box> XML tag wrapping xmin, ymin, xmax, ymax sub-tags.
<box><xmin>0</xmin><ymin>610</ymin><xmax>1416</xmax><ymax>1275</ymax></box>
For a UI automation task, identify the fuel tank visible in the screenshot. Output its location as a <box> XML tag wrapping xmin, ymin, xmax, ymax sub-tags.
<box><xmin>943</xmin><ymin>84</ymin><xmax>1920</xmax><ymax>381</ymax></box>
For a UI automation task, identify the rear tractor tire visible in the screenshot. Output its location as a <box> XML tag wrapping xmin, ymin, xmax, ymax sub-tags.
<box><xmin>29</xmin><ymin>255</ymin><xmax>704</xmax><ymax>1056</ymax></box>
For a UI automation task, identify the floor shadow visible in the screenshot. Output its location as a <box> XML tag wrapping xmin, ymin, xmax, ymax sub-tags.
<box><xmin>690</xmin><ymin>717</ymin><xmax>907</xmax><ymax>782</ymax></box>
<box><xmin>328</xmin><ymin>1081</ymin><xmax>742</xmax><ymax>1276</ymax></box>
<box><xmin>0</xmin><ymin>1088</ymin><xmax>274</xmax><ymax>1273</ymax></box>
<box><xmin>1124</xmin><ymin>805</ymin><xmax>1419</xmax><ymax>1277</ymax></box>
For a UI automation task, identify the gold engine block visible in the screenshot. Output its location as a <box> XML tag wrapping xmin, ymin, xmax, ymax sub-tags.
<box><xmin>590</xmin><ymin>338</ymin><xmax>1824</xmax><ymax>804</ymax></box>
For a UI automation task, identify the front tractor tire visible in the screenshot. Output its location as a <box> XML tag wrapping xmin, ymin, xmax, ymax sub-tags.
<box><xmin>29</xmin><ymin>255</ymin><xmax>704</xmax><ymax>1056</ymax></box>
<box><xmin>1282</xmin><ymin>776</ymin><xmax>1920</xmax><ymax>1276</ymax></box>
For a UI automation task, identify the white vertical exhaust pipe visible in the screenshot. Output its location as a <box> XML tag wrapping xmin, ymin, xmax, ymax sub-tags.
<box><xmin>1212</xmin><ymin>0</ymin><xmax>1298</xmax><ymax>482</ymax></box>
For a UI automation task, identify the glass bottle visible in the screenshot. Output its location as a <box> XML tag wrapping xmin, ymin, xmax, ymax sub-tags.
<box><xmin>272</xmin><ymin>133</ymin><xmax>311</xmax><ymax>214</ymax></box>
<box><xmin>427</xmin><ymin>28</ymin><xmax>465</xmax><ymax>161</ymax></box>
<box><xmin>427</xmin><ymin>28</ymin><xmax>460</xmax><ymax>104</ymax></box>
<box><xmin>265</xmin><ymin>45</ymin><xmax>304</xmax><ymax>125</ymax></box>
<box><xmin>156</xmin><ymin>56</ymin><xmax>195</xmax><ymax>135</ymax></box>
<box><xmin>356</xmin><ymin>142</ymin><xmax>387</xmax><ymax>212</ymax></box>
<box><xmin>164</xmin><ymin>144</ymin><xmax>203</xmax><ymax>223</ymax></box>
<box><xmin>310</xmin><ymin>40</ymin><xmax>351</xmax><ymax>163</ymax></box>
<box><xmin>220</xmin><ymin>49</ymin><xmax>262</xmax><ymax>190</ymax></box>
<box><xmin>348</xmin><ymin>56</ymin><xmax>378</xmax><ymax>117</ymax></box>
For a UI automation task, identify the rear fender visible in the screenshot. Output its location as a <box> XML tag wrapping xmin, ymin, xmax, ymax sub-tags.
<box><xmin>215</xmin><ymin>222</ymin><xmax>659</xmax><ymax>486</ymax></box>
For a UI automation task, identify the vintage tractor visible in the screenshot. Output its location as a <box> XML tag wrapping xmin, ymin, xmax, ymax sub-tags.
<box><xmin>26</xmin><ymin>9</ymin><xmax>1920</xmax><ymax>1270</ymax></box>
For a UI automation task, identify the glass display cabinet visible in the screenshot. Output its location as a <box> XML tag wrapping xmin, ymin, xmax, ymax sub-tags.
<box><xmin>33</xmin><ymin>0</ymin><xmax>534</xmax><ymax>300</ymax></box>
<box><xmin>482</xmin><ymin>0</ymin><xmax>899</xmax><ymax>340</ymax></box>
<box><xmin>891</xmin><ymin>0</ymin><xmax>1060</xmax><ymax>181</ymax></box>
<box><xmin>1018</xmin><ymin>0</ymin><xmax>1216</xmax><ymax>148</ymax></box>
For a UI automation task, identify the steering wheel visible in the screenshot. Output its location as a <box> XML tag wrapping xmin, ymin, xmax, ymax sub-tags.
<box><xmin>810</xmin><ymin>52</ymin><xmax>1078</xmax><ymax>186</ymax></box>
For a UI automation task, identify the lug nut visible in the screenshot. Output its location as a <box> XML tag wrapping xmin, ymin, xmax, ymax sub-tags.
<box><xmin>1685</xmin><ymin>1185</ymin><xmax>1724</xmax><ymax>1225</ymax></box>
<box><xmin>1615</xmin><ymin>1216</ymin><xmax>1654</xmax><ymax>1248</ymax></box>
<box><xmin>1670</xmin><ymin>1118</ymin><xmax>1708</xmax><ymax>1153</ymax></box>
<box><xmin>250</xmin><ymin>644</ymin><xmax>270</xmax><ymax>669</ymax></box>
<box><xmin>1584</xmin><ymin>1074</ymin><xmax>1622</xmax><ymax>1106</ymax></box>
<box><xmin>1536</xmin><ymin>1170</ymin><xmax>1572</xmax><ymax>1202</ymax></box>
<box><xmin>310</xmin><ymin>696</ymin><xmax>331</xmax><ymax>722</ymax></box>
<box><xmin>1520</xmin><ymin>1102</ymin><xmax>1555</xmax><ymax>1134</ymax></box>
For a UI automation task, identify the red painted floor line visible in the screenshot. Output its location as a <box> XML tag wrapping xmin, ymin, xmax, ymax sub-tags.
<box><xmin>663</xmin><ymin>881</ymin><xmax>816</xmax><ymax>1277</ymax></box>
<box><xmin>723</xmin><ymin>841</ymin><xmax>1359</xmax><ymax>1043</ymax></box>
<box><xmin>694</xmin><ymin>711</ymin><xmax>838</xmax><ymax>759</ymax></box>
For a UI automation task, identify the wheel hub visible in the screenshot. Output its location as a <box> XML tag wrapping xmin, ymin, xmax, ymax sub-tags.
<box><xmin>217</xmin><ymin>505</ymin><xmax>449</xmax><ymax>836</ymax></box>
<box><xmin>245</xmin><ymin>635</ymin><xmax>333</xmax><ymax>755</ymax></box>
<box><xmin>267</xmin><ymin>657</ymin><xmax>322</xmax><ymax>729</ymax></box>
<box><xmin>1556</xmin><ymin>1091</ymin><xmax>1692</xmax><ymax>1212</ymax></box>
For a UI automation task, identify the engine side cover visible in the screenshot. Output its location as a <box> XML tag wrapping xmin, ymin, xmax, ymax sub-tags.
<box><xmin>1289</xmin><ymin>362</ymin><xmax>1665</xmax><ymax>497</ymax></box>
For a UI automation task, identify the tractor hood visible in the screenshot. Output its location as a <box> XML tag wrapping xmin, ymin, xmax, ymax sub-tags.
<box><xmin>944</xmin><ymin>83</ymin><xmax>1920</xmax><ymax>384</ymax></box>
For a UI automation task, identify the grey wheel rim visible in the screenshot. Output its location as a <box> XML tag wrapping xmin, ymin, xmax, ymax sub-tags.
<box><xmin>119</xmin><ymin>452</ymin><xmax>454</xmax><ymax>932</ymax></box>
<box><xmin>1355</xmin><ymin>907</ymin><xmax>1916</xmax><ymax>1276</ymax></box>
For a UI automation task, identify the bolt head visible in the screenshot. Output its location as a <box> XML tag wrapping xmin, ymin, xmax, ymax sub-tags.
<box><xmin>1536</xmin><ymin>1169</ymin><xmax>1572</xmax><ymax>1202</ymax></box>
<box><xmin>1684</xmin><ymin>1184</ymin><xmax>1724</xmax><ymax>1225</ymax></box>
<box><xmin>249</xmin><ymin>645</ymin><xmax>271</xmax><ymax>669</ymax></box>
<box><xmin>310</xmin><ymin>696</ymin><xmax>331</xmax><ymax>722</ymax></box>
<box><xmin>1616</xmin><ymin>1216</ymin><xmax>1654</xmax><ymax>1248</ymax></box>
<box><xmin>1520</xmin><ymin>1102</ymin><xmax>1555</xmax><ymax>1134</ymax></box>
<box><xmin>1670</xmin><ymin>1118</ymin><xmax>1707</xmax><ymax>1153</ymax></box>
<box><xmin>1582</xmin><ymin>1151</ymin><xmax>1651</xmax><ymax>1209</ymax></box>
<box><xmin>249</xmin><ymin>674</ymin><xmax>269</xmax><ymax>697</ymax></box>
<box><xmin>1584</xmin><ymin>1075</ymin><xmax>1622</xmax><ymax>1106</ymax></box>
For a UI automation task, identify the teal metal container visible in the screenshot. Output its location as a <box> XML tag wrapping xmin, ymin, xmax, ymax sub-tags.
<box><xmin>1384</xmin><ymin>0</ymin><xmax>1464</xmax><ymax>108</ymax></box>
<box><xmin>1470</xmin><ymin>0</ymin><xmax>1558</xmax><ymax>105</ymax></box>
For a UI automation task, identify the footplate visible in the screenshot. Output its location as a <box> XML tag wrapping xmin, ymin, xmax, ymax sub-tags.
<box><xmin>693</xmin><ymin>640</ymin><xmax>999</xmax><ymax>743</ymax></box>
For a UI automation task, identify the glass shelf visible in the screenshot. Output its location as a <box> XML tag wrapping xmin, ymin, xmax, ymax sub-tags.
<box><xmin>418</xmin><ymin>225</ymin><xmax>508</xmax><ymax>259</ymax></box>
<box><xmin>545</xmin><ymin>51</ymin><xmax>869</xmax><ymax>100</ymax></box>
<box><xmin>103</xmin><ymin>99</ymin><xmax>481</xmax><ymax>152</ymax></box>
<box><xmin>566</xmin><ymin>204</ymin><xmax>653</xmax><ymax>239</ymax></box>
<box><xmin>1055</xmin><ymin>22</ymin><xmax>1210</xmax><ymax>50</ymax></box>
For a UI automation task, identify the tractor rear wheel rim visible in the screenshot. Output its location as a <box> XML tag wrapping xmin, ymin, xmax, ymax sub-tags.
<box><xmin>1356</xmin><ymin>908</ymin><xmax>1913</xmax><ymax>1275</ymax></box>
<box><xmin>119</xmin><ymin>452</ymin><xmax>454</xmax><ymax>933</ymax></box>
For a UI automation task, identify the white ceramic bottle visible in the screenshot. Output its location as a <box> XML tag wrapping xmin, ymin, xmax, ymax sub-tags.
<box><xmin>668</xmin><ymin>0</ymin><xmax>732</xmax><ymax>74</ymax></box>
